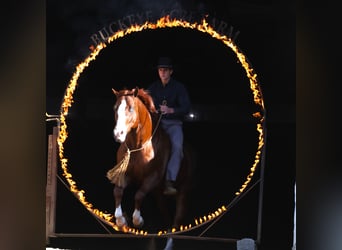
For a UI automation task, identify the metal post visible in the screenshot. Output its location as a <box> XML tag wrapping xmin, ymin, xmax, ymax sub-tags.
<box><xmin>46</xmin><ymin>126</ymin><xmax>58</xmax><ymax>243</ymax></box>
<box><xmin>256</xmin><ymin>120</ymin><xmax>267</xmax><ymax>247</ymax></box>
<box><xmin>237</xmin><ymin>238</ymin><xmax>256</xmax><ymax>250</ymax></box>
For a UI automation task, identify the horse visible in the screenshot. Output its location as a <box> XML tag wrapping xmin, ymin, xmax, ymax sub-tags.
<box><xmin>107</xmin><ymin>87</ymin><xmax>194</xmax><ymax>234</ymax></box>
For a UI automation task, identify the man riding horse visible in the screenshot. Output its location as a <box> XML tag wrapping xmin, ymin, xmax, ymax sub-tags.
<box><xmin>147</xmin><ymin>56</ymin><xmax>191</xmax><ymax>195</ymax></box>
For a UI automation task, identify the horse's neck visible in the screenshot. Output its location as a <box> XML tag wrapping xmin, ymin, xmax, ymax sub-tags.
<box><xmin>127</xmin><ymin>100</ymin><xmax>153</xmax><ymax>148</ymax></box>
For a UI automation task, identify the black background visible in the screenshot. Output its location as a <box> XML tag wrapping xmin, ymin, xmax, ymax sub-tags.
<box><xmin>45</xmin><ymin>1</ymin><xmax>295</xmax><ymax>250</ymax></box>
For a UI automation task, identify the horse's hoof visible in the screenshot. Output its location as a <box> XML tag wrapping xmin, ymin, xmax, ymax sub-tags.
<box><xmin>132</xmin><ymin>216</ymin><xmax>144</xmax><ymax>228</ymax></box>
<box><xmin>163</xmin><ymin>181</ymin><xmax>177</xmax><ymax>195</ymax></box>
<box><xmin>116</xmin><ymin>216</ymin><xmax>127</xmax><ymax>227</ymax></box>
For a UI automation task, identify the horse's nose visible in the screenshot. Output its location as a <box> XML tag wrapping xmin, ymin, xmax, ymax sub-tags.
<box><xmin>113</xmin><ymin>127</ymin><xmax>120</xmax><ymax>138</ymax></box>
<box><xmin>113</xmin><ymin>127</ymin><xmax>125</xmax><ymax>142</ymax></box>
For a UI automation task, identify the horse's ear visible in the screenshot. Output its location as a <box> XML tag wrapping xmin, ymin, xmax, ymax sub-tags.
<box><xmin>112</xmin><ymin>88</ymin><xmax>118</xmax><ymax>97</ymax></box>
<box><xmin>133</xmin><ymin>86</ymin><xmax>139</xmax><ymax>97</ymax></box>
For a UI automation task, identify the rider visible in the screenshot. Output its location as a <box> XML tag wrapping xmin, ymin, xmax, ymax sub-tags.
<box><xmin>147</xmin><ymin>56</ymin><xmax>191</xmax><ymax>195</ymax></box>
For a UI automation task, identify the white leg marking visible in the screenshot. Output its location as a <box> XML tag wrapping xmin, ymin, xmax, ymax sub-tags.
<box><xmin>115</xmin><ymin>205</ymin><xmax>127</xmax><ymax>227</ymax></box>
<box><xmin>132</xmin><ymin>209</ymin><xmax>144</xmax><ymax>227</ymax></box>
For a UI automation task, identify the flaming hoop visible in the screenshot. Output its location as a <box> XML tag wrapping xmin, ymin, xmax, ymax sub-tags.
<box><xmin>57</xmin><ymin>15</ymin><xmax>266</xmax><ymax>236</ymax></box>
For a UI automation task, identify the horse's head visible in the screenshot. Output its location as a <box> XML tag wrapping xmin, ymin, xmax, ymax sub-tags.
<box><xmin>112</xmin><ymin>87</ymin><xmax>157</xmax><ymax>143</ymax></box>
<box><xmin>112</xmin><ymin>88</ymin><xmax>139</xmax><ymax>143</ymax></box>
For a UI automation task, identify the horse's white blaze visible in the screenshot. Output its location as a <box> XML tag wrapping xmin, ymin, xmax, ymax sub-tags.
<box><xmin>113</xmin><ymin>99</ymin><xmax>128</xmax><ymax>143</ymax></box>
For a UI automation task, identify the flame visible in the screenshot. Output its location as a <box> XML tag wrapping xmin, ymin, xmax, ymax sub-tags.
<box><xmin>56</xmin><ymin>15</ymin><xmax>266</xmax><ymax>236</ymax></box>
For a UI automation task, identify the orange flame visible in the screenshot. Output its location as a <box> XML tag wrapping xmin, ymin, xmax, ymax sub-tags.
<box><xmin>57</xmin><ymin>15</ymin><xmax>266</xmax><ymax>236</ymax></box>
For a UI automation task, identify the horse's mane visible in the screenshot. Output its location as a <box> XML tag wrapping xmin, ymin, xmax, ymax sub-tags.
<box><xmin>136</xmin><ymin>88</ymin><xmax>157</xmax><ymax>114</ymax></box>
<box><xmin>117</xmin><ymin>87</ymin><xmax>157</xmax><ymax>114</ymax></box>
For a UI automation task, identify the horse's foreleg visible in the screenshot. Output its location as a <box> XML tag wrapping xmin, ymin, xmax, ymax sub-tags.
<box><xmin>132</xmin><ymin>189</ymin><xmax>146</xmax><ymax>227</ymax></box>
<box><xmin>114</xmin><ymin>186</ymin><xmax>127</xmax><ymax>227</ymax></box>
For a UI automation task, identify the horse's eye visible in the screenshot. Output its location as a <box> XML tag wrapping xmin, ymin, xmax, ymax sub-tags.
<box><xmin>129</xmin><ymin>107</ymin><xmax>134</xmax><ymax>113</ymax></box>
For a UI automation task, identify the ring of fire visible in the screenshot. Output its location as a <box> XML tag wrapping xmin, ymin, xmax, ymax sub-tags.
<box><xmin>57</xmin><ymin>15</ymin><xmax>266</xmax><ymax>236</ymax></box>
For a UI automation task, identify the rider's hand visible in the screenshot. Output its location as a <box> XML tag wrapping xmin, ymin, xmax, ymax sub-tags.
<box><xmin>159</xmin><ymin>104</ymin><xmax>174</xmax><ymax>114</ymax></box>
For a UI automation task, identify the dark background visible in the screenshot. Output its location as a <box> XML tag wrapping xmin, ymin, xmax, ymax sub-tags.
<box><xmin>45</xmin><ymin>0</ymin><xmax>295</xmax><ymax>250</ymax></box>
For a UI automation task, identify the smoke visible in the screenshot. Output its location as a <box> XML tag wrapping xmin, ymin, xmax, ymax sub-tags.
<box><xmin>47</xmin><ymin>0</ymin><xmax>231</xmax><ymax>109</ymax></box>
<box><xmin>48</xmin><ymin>0</ymin><xmax>214</xmax><ymax>65</ymax></box>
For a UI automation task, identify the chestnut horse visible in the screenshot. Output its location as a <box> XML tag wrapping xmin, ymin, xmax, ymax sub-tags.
<box><xmin>107</xmin><ymin>87</ymin><xmax>194</xmax><ymax>232</ymax></box>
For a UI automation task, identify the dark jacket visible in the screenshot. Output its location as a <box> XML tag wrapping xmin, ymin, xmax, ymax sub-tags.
<box><xmin>147</xmin><ymin>78</ymin><xmax>191</xmax><ymax>121</ymax></box>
